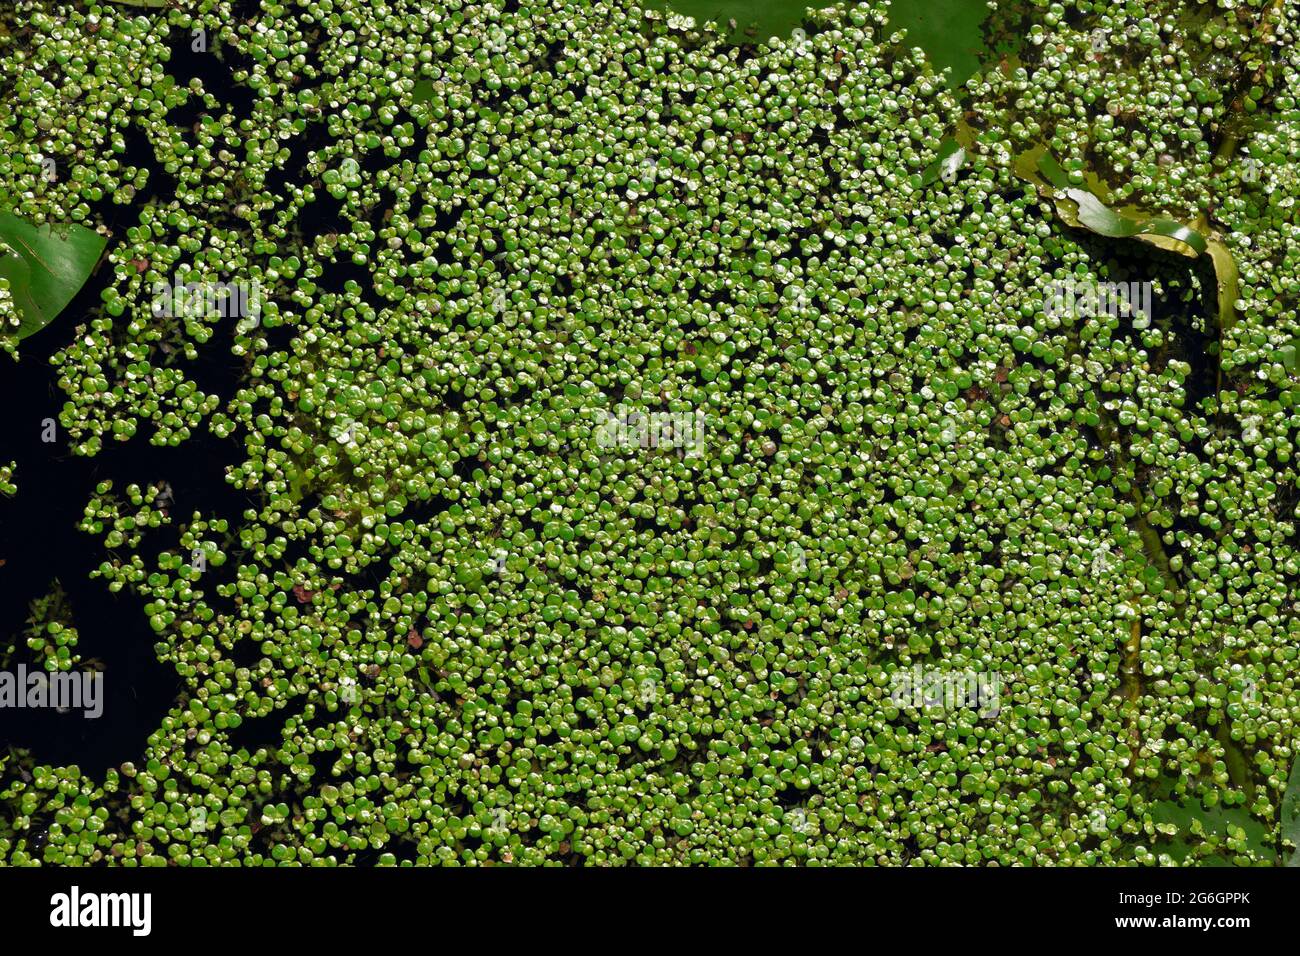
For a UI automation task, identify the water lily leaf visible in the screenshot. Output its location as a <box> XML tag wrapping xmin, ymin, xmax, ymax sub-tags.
<box><xmin>1151</xmin><ymin>798</ymin><xmax>1270</xmax><ymax>864</ymax></box>
<box><xmin>886</xmin><ymin>0</ymin><xmax>993</xmax><ymax>89</ymax></box>
<box><xmin>105</xmin><ymin>0</ymin><xmax>170</xmax><ymax>6</ymax></box>
<box><xmin>0</xmin><ymin>212</ymin><xmax>107</xmax><ymax>342</ymax></box>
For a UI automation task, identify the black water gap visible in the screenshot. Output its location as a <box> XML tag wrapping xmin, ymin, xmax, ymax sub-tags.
<box><xmin>1</xmin><ymin>22</ymin><xmax>272</xmax><ymax>772</ymax></box>
<box><xmin>0</xmin><ymin>294</ymin><xmax>255</xmax><ymax>773</ymax></box>
<box><xmin>2</xmin><ymin>18</ymin><xmax>281</xmax><ymax>777</ymax></box>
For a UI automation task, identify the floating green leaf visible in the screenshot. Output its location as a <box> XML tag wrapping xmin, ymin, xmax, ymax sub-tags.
<box><xmin>1061</xmin><ymin>190</ymin><xmax>1145</xmax><ymax>239</ymax></box>
<box><xmin>919</xmin><ymin>119</ymin><xmax>977</xmax><ymax>187</ymax></box>
<box><xmin>650</xmin><ymin>1</ymin><xmax>865</xmax><ymax>42</ymax></box>
<box><xmin>1151</xmin><ymin>797</ymin><xmax>1270</xmax><ymax>865</ymax></box>
<box><xmin>412</xmin><ymin>79</ymin><xmax>435</xmax><ymax>104</ymax></box>
<box><xmin>1035</xmin><ymin>152</ymin><xmax>1208</xmax><ymax>255</ymax></box>
<box><xmin>1275</xmin><ymin>340</ymin><xmax>1298</xmax><ymax>372</ymax></box>
<box><xmin>886</xmin><ymin>0</ymin><xmax>993</xmax><ymax>89</ymax></box>
<box><xmin>1035</xmin><ymin>150</ymin><xmax>1070</xmax><ymax>190</ymax></box>
<box><xmin>0</xmin><ymin>212</ymin><xmax>107</xmax><ymax>342</ymax></box>
<box><xmin>920</xmin><ymin>140</ymin><xmax>965</xmax><ymax>187</ymax></box>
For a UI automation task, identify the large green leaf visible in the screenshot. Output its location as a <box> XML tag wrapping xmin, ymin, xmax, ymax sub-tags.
<box><xmin>656</xmin><ymin>0</ymin><xmax>994</xmax><ymax>87</ymax></box>
<box><xmin>1151</xmin><ymin>798</ymin><xmax>1270</xmax><ymax>865</ymax></box>
<box><xmin>0</xmin><ymin>212</ymin><xmax>107</xmax><ymax>342</ymax></box>
<box><xmin>919</xmin><ymin>140</ymin><xmax>965</xmax><ymax>187</ymax></box>
<box><xmin>1035</xmin><ymin>150</ymin><xmax>1070</xmax><ymax>190</ymax></box>
<box><xmin>650</xmin><ymin>1</ymin><xmax>867</xmax><ymax>43</ymax></box>
<box><xmin>886</xmin><ymin>0</ymin><xmax>993</xmax><ymax>89</ymax></box>
<box><xmin>918</xmin><ymin>118</ymin><xmax>977</xmax><ymax>187</ymax></box>
<box><xmin>1062</xmin><ymin>190</ymin><xmax>1145</xmax><ymax>239</ymax></box>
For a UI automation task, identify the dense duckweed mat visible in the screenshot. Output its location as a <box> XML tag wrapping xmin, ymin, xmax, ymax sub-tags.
<box><xmin>1</xmin><ymin>0</ymin><xmax>1300</xmax><ymax>866</ymax></box>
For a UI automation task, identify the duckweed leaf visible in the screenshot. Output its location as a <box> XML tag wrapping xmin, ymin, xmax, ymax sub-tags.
<box><xmin>0</xmin><ymin>212</ymin><xmax>107</xmax><ymax>342</ymax></box>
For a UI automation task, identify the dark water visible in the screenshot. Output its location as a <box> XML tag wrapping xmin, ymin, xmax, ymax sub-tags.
<box><xmin>0</xmin><ymin>84</ymin><xmax>262</xmax><ymax>772</ymax></box>
<box><xmin>0</xmin><ymin>300</ymin><xmax>260</xmax><ymax>770</ymax></box>
<box><xmin>0</xmin><ymin>21</ymin><xmax>279</xmax><ymax>773</ymax></box>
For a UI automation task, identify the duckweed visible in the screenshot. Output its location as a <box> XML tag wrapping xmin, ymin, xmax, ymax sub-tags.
<box><xmin>2</xmin><ymin>0</ymin><xmax>1300</xmax><ymax>867</ymax></box>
